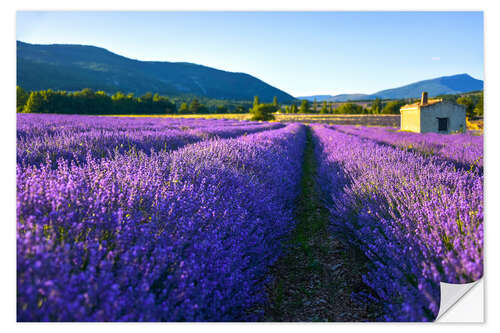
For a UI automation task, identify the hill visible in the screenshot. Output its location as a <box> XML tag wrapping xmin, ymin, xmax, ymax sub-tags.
<box><xmin>372</xmin><ymin>74</ymin><xmax>483</xmax><ymax>99</ymax></box>
<box><xmin>16</xmin><ymin>41</ymin><xmax>294</xmax><ymax>102</ymax></box>
<box><xmin>297</xmin><ymin>74</ymin><xmax>483</xmax><ymax>102</ymax></box>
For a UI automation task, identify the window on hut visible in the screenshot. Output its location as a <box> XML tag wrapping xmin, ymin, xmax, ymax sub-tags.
<box><xmin>437</xmin><ymin>117</ymin><xmax>449</xmax><ymax>132</ymax></box>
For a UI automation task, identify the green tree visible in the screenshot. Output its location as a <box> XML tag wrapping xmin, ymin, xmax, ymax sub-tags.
<box><xmin>216</xmin><ymin>106</ymin><xmax>228</xmax><ymax>113</ymax></box>
<box><xmin>299</xmin><ymin>100</ymin><xmax>310</xmax><ymax>114</ymax></box>
<box><xmin>436</xmin><ymin>94</ymin><xmax>459</xmax><ymax>103</ymax></box>
<box><xmin>179</xmin><ymin>102</ymin><xmax>188</xmax><ymax>113</ymax></box>
<box><xmin>111</xmin><ymin>91</ymin><xmax>138</xmax><ymax>114</ymax></box>
<box><xmin>456</xmin><ymin>96</ymin><xmax>475</xmax><ymax>118</ymax></box>
<box><xmin>92</xmin><ymin>90</ymin><xmax>113</xmax><ymax>115</ymax></box>
<box><xmin>473</xmin><ymin>93</ymin><xmax>483</xmax><ymax>117</ymax></box>
<box><xmin>235</xmin><ymin>105</ymin><xmax>247</xmax><ymax>113</ymax></box>
<box><xmin>198</xmin><ymin>103</ymin><xmax>209</xmax><ymax>114</ymax></box>
<box><xmin>17</xmin><ymin>86</ymin><xmax>30</xmax><ymax>112</ymax></box>
<box><xmin>138</xmin><ymin>92</ymin><xmax>154</xmax><ymax>114</ymax></box>
<box><xmin>371</xmin><ymin>98</ymin><xmax>382</xmax><ymax>114</ymax></box>
<box><xmin>381</xmin><ymin>100</ymin><xmax>406</xmax><ymax>114</ymax></box>
<box><xmin>23</xmin><ymin>91</ymin><xmax>45</xmax><ymax>113</ymax></box>
<box><xmin>253</xmin><ymin>96</ymin><xmax>260</xmax><ymax>109</ymax></box>
<box><xmin>337</xmin><ymin>102</ymin><xmax>364</xmax><ymax>114</ymax></box>
<box><xmin>18</xmin><ymin>86</ymin><xmax>178</xmax><ymax>115</ymax></box>
<box><xmin>272</xmin><ymin>96</ymin><xmax>278</xmax><ymax>107</ymax></box>
<box><xmin>290</xmin><ymin>103</ymin><xmax>298</xmax><ymax>114</ymax></box>
<box><xmin>189</xmin><ymin>98</ymin><xmax>201</xmax><ymax>114</ymax></box>
<box><xmin>250</xmin><ymin>103</ymin><xmax>276</xmax><ymax>121</ymax></box>
<box><xmin>152</xmin><ymin>94</ymin><xmax>176</xmax><ymax>114</ymax></box>
<box><xmin>320</xmin><ymin>101</ymin><xmax>328</xmax><ymax>114</ymax></box>
<box><xmin>312</xmin><ymin>98</ymin><xmax>318</xmax><ymax>113</ymax></box>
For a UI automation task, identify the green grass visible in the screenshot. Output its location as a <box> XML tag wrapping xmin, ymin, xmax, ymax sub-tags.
<box><xmin>261</xmin><ymin>126</ymin><xmax>383</xmax><ymax>322</ymax></box>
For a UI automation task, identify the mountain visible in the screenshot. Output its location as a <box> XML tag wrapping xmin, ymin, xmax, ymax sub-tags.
<box><xmin>298</xmin><ymin>74</ymin><xmax>483</xmax><ymax>102</ymax></box>
<box><xmin>371</xmin><ymin>74</ymin><xmax>483</xmax><ymax>99</ymax></box>
<box><xmin>16</xmin><ymin>41</ymin><xmax>294</xmax><ymax>102</ymax></box>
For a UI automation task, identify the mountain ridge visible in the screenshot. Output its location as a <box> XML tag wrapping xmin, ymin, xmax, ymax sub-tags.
<box><xmin>16</xmin><ymin>41</ymin><xmax>295</xmax><ymax>102</ymax></box>
<box><xmin>297</xmin><ymin>73</ymin><xmax>483</xmax><ymax>102</ymax></box>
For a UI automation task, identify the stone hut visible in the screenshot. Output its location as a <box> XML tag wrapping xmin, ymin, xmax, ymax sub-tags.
<box><xmin>400</xmin><ymin>92</ymin><xmax>466</xmax><ymax>134</ymax></box>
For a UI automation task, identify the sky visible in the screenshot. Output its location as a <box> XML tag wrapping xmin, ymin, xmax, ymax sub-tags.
<box><xmin>16</xmin><ymin>11</ymin><xmax>484</xmax><ymax>97</ymax></box>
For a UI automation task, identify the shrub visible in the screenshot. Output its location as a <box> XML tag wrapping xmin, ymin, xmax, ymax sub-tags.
<box><xmin>250</xmin><ymin>104</ymin><xmax>277</xmax><ymax>121</ymax></box>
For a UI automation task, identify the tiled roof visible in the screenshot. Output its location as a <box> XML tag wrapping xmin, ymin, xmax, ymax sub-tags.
<box><xmin>400</xmin><ymin>98</ymin><xmax>443</xmax><ymax>110</ymax></box>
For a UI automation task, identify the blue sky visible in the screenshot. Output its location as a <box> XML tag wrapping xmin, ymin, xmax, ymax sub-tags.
<box><xmin>16</xmin><ymin>11</ymin><xmax>483</xmax><ymax>97</ymax></box>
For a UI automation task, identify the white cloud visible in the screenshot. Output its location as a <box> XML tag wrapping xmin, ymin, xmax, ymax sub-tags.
<box><xmin>432</xmin><ymin>57</ymin><xmax>441</xmax><ymax>61</ymax></box>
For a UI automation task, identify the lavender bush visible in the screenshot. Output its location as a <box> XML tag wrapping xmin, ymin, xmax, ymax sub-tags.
<box><xmin>17</xmin><ymin>114</ymin><xmax>283</xmax><ymax>167</ymax></box>
<box><xmin>330</xmin><ymin>125</ymin><xmax>483</xmax><ymax>171</ymax></box>
<box><xmin>17</xmin><ymin>113</ymin><xmax>483</xmax><ymax>322</ymax></box>
<box><xmin>312</xmin><ymin>125</ymin><xmax>483</xmax><ymax>321</ymax></box>
<box><xmin>17</xmin><ymin>117</ymin><xmax>305</xmax><ymax>321</ymax></box>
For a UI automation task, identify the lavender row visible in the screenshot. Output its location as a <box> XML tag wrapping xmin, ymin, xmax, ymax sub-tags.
<box><xmin>312</xmin><ymin>125</ymin><xmax>483</xmax><ymax>321</ymax></box>
<box><xmin>17</xmin><ymin>123</ymin><xmax>306</xmax><ymax>321</ymax></box>
<box><xmin>17</xmin><ymin>114</ymin><xmax>260</xmax><ymax>138</ymax></box>
<box><xmin>17</xmin><ymin>114</ymin><xmax>283</xmax><ymax>167</ymax></box>
<box><xmin>330</xmin><ymin>124</ymin><xmax>483</xmax><ymax>170</ymax></box>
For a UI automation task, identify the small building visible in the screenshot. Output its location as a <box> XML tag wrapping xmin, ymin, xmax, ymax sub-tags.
<box><xmin>400</xmin><ymin>92</ymin><xmax>466</xmax><ymax>134</ymax></box>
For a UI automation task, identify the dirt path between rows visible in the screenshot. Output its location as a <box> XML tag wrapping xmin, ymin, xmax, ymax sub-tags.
<box><xmin>261</xmin><ymin>126</ymin><xmax>383</xmax><ymax>322</ymax></box>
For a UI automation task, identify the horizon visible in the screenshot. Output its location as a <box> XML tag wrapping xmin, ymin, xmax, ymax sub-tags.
<box><xmin>16</xmin><ymin>11</ymin><xmax>484</xmax><ymax>97</ymax></box>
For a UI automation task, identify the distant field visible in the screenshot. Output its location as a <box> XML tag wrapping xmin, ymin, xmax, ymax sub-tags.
<box><xmin>275</xmin><ymin>114</ymin><xmax>400</xmax><ymax>127</ymax></box>
<box><xmin>108</xmin><ymin>113</ymin><xmax>483</xmax><ymax>132</ymax></box>
<box><xmin>110</xmin><ymin>113</ymin><xmax>251</xmax><ymax>120</ymax></box>
<box><xmin>110</xmin><ymin>113</ymin><xmax>401</xmax><ymax>127</ymax></box>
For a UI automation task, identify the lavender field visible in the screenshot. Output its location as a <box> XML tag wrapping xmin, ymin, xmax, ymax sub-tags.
<box><xmin>17</xmin><ymin>114</ymin><xmax>483</xmax><ymax>322</ymax></box>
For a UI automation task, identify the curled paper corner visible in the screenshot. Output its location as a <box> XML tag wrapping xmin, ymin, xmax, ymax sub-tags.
<box><xmin>436</xmin><ymin>279</ymin><xmax>484</xmax><ymax>322</ymax></box>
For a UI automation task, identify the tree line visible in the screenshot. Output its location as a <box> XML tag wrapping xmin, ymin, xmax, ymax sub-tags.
<box><xmin>283</xmin><ymin>92</ymin><xmax>483</xmax><ymax>117</ymax></box>
<box><xmin>439</xmin><ymin>92</ymin><xmax>484</xmax><ymax>118</ymax></box>
<box><xmin>16</xmin><ymin>86</ymin><xmax>252</xmax><ymax>115</ymax></box>
<box><xmin>17</xmin><ymin>86</ymin><xmax>483</xmax><ymax>118</ymax></box>
<box><xmin>249</xmin><ymin>96</ymin><xmax>280</xmax><ymax>121</ymax></box>
<box><xmin>280</xmin><ymin>98</ymin><xmax>406</xmax><ymax>115</ymax></box>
